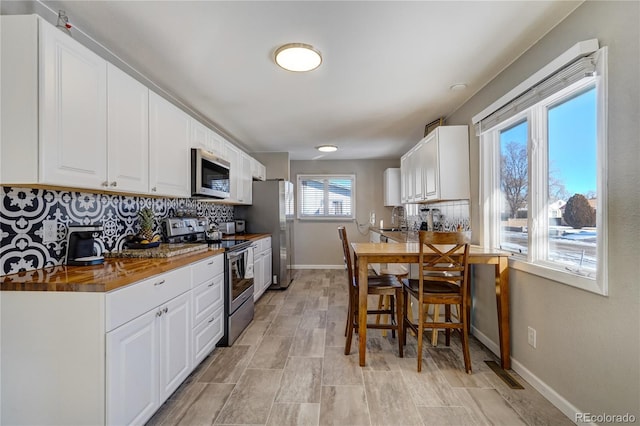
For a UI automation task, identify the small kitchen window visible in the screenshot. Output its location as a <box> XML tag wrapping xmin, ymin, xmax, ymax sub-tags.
<box><xmin>476</xmin><ymin>44</ymin><xmax>608</xmax><ymax>295</ymax></box>
<box><xmin>297</xmin><ymin>175</ymin><xmax>355</xmax><ymax>220</ymax></box>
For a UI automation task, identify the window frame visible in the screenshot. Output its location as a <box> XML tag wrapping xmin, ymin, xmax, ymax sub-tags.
<box><xmin>296</xmin><ymin>174</ymin><xmax>356</xmax><ymax>221</ymax></box>
<box><xmin>479</xmin><ymin>50</ymin><xmax>608</xmax><ymax>295</ymax></box>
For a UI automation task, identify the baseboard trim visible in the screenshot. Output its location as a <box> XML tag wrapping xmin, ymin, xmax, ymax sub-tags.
<box><xmin>291</xmin><ymin>264</ymin><xmax>344</xmax><ymax>270</ymax></box>
<box><xmin>471</xmin><ymin>326</ymin><xmax>588</xmax><ymax>425</ymax></box>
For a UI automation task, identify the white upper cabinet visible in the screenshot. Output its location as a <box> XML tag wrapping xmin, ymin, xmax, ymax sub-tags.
<box><xmin>107</xmin><ymin>64</ymin><xmax>150</xmax><ymax>193</ymax></box>
<box><xmin>149</xmin><ymin>92</ymin><xmax>191</xmax><ymax>197</ymax></box>
<box><xmin>190</xmin><ymin>118</ymin><xmax>211</xmax><ymax>151</ymax></box>
<box><xmin>383</xmin><ymin>168</ymin><xmax>401</xmax><ymax>206</ymax></box>
<box><xmin>222</xmin><ymin>143</ymin><xmax>254</xmax><ymax>205</ymax></box>
<box><xmin>401</xmin><ymin>125</ymin><xmax>470</xmax><ymax>203</ymax></box>
<box><xmin>1</xmin><ymin>15</ymin><xmax>110</xmax><ymax>188</ymax></box>
<box><xmin>240</xmin><ymin>151</ymin><xmax>253</xmax><ymax>205</ymax></box>
<box><xmin>39</xmin><ymin>20</ymin><xmax>108</xmax><ymax>188</ymax></box>
<box><xmin>252</xmin><ymin>158</ymin><xmax>266</xmax><ymax>181</ymax></box>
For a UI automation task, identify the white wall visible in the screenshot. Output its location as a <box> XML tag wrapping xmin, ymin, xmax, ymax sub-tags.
<box><xmin>447</xmin><ymin>1</ymin><xmax>639</xmax><ymax>419</ymax></box>
<box><xmin>290</xmin><ymin>159</ymin><xmax>399</xmax><ymax>268</ymax></box>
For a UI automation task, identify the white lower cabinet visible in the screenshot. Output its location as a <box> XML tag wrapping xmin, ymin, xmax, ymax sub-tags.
<box><xmin>190</xmin><ymin>255</ymin><xmax>225</xmax><ymax>366</ymax></box>
<box><xmin>107</xmin><ymin>290</ymin><xmax>191</xmax><ymax>426</ymax></box>
<box><xmin>253</xmin><ymin>237</ymin><xmax>272</xmax><ymax>301</ymax></box>
<box><xmin>106</xmin><ymin>307</ymin><xmax>159</xmax><ymax>426</ymax></box>
<box><xmin>0</xmin><ymin>253</ymin><xmax>226</xmax><ymax>426</ymax></box>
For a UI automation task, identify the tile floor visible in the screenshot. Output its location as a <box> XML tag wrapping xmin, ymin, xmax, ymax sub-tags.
<box><xmin>147</xmin><ymin>269</ymin><xmax>573</xmax><ymax>425</ymax></box>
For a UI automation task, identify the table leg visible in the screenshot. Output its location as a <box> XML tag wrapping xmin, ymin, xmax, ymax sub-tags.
<box><xmin>495</xmin><ymin>256</ymin><xmax>511</xmax><ymax>370</ymax></box>
<box><xmin>358</xmin><ymin>255</ymin><xmax>368</xmax><ymax>367</ymax></box>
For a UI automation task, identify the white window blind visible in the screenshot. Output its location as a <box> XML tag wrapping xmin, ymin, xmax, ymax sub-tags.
<box><xmin>297</xmin><ymin>175</ymin><xmax>355</xmax><ymax>219</ymax></box>
<box><xmin>476</xmin><ymin>55</ymin><xmax>597</xmax><ymax>135</ymax></box>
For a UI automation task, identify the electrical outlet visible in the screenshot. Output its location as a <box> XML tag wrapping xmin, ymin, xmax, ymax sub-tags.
<box><xmin>42</xmin><ymin>220</ymin><xmax>58</xmax><ymax>243</ymax></box>
<box><xmin>527</xmin><ymin>326</ymin><xmax>537</xmax><ymax>348</ymax></box>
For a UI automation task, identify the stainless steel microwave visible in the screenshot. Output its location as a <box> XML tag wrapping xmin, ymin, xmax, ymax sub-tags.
<box><xmin>191</xmin><ymin>148</ymin><xmax>231</xmax><ymax>198</ymax></box>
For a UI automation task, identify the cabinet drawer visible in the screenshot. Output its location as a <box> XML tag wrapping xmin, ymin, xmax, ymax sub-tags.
<box><xmin>192</xmin><ymin>274</ymin><xmax>224</xmax><ymax>325</ymax></box>
<box><xmin>191</xmin><ymin>254</ymin><xmax>224</xmax><ymax>287</ymax></box>
<box><xmin>259</xmin><ymin>237</ymin><xmax>271</xmax><ymax>252</ymax></box>
<box><xmin>106</xmin><ymin>266</ymin><xmax>191</xmax><ymax>331</ymax></box>
<box><xmin>192</xmin><ymin>305</ymin><xmax>224</xmax><ymax>366</ymax></box>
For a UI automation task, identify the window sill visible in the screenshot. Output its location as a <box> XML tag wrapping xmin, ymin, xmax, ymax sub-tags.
<box><xmin>508</xmin><ymin>256</ymin><xmax>607</xmax><ymax>296</ymax></box>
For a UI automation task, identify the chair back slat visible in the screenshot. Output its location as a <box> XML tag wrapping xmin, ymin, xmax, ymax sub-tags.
<box><xmin>337</xmin><ymin>226</ymin><xmax>355</xmax><ymax>287</ymax></box>
<box><xmin>418</xmin><ymin>231</ymin><xmax>471</xmax><ymax>295</ymax></box>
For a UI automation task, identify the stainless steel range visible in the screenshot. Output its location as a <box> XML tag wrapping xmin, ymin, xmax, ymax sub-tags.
<box><xmin>162</xmin><ymin>217</ymin><xmax>254</xmax><ymax>346</ymax></box>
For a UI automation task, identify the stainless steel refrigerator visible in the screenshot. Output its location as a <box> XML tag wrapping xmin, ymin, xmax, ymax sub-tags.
<box><xmin>236</xmin><ymin>179</ymin><xmax>293</xmax><ymax>288</ymax></box>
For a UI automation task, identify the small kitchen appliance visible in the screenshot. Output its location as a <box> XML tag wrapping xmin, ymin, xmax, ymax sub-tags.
<box><xmin>234</xmin><ymin>219</ymin><xmax>246</xmax><ymax>234</ymax></box>
<box><xmin>221</xmin><ymin>222</ymin><xmax>236</xmax><ymax>235</ymax></box>
<box><xmin>65</xmin><ymin>225</ymin><xmax>104</xmax><ymax>266</ymax></box>
<box><xmin>191</xmin><ymin>148</ymin><xmax>231</xmax><ymax>199</ymax></box>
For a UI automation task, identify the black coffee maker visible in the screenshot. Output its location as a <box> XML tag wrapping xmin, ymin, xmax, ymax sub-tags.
<box><xmin>65</xmin><ymin>225</ymin><xmax>104</xmax><ymax>266</ymax></box>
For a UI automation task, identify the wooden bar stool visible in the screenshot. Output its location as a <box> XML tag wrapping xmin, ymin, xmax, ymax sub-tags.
<box><xmin>376</xmin><ymin>263</ymin><xmax>408</xmax><ymax>337</ymax></box>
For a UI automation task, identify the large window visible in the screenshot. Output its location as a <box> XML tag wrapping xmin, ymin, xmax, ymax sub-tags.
<box><xmin>297</xmin><ymin>175</ymin><xmax>355</xmax><ymax>220</ymax></box>
<box><xmin>478</xmin><ymin>46</ymin><xmax>607</xmax><ymax>294</ymax></box>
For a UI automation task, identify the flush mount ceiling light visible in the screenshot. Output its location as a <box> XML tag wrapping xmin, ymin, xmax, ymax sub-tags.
<box><xmin>316</xmin><ymin>144</ymin><xmax>337</xmax><ymax>153</ymax></box>
<box><xmin>275</xmin><ymin>43</ymin><xmax>322</xmax><ymax>72</ymax></box>
<box><xmin>449</xmin><ymin>83</ymin><xmax>468</xmax><ymax>91</ymax></box>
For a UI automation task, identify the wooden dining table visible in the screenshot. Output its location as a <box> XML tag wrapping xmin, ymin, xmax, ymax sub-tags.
<box><xmin>350</xmin><ymin>241</ymin><xmax>512</xmax><ymax>369</ymax></box>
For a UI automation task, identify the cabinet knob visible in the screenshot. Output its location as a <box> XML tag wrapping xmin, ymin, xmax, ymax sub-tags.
<box><xmin>154</xmin><ymin>280</ymin><xmax>166</xmax><ymax>286</ymax></box>
<box><xmin>156</xmin><ymin>310</ymin><xmax>163</xmax><ymax>317</ymax></box>
<box><xmin>208</xmin><ymin>281</ymin><xmax>215</xmax><ymax>287</ymax></box>
<box><xmin>208</xmin><ymin>317</ymin><xmax>215</xmax><ymax>323</ymax></box>
<box><xmin>163</xmin><ymin>307</ymin><xmax>168</xmax><ymax>313</ymax></box>
<box><xmin>102</xmin><ymin>181</ymin><xmax>109</xmax><ymax>187</ymax></box>
<box><xmin>151</xmin><ymin>187</ymin><xmax>157</xmax><ymax>192</ymax></box>
<box><xmin>110</xmin><ymin>181</ymin><xmax>117</xmax><ymax>187</ymax></box>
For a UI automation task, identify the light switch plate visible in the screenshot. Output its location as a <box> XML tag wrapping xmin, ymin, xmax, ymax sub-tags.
<box><xmin>527</xmin><ymin>326</ymin><xmax>537</xmax><ymax>348</ymax></box>
<box><xmin>42</xmin><ymin>220</ymin><xmax>58</xmax><ymax>243</ymax></box>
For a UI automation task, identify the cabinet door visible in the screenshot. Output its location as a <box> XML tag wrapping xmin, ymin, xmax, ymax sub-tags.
<box><xmin>423</xmin><ymin>134</ymin><xmax>439</xmax><ymax>199</ymax></box>
<box><xmin>224</xmin><ymin>142</ymin><xmax>241</xmax><ymax>202</ymax></box>
<box><xmin>106</xmin><ymin>309</ymin><xmax>159</xmax><ymax>426</ymax></box>
<box><xmin>383</xmin><ymin>168</ymin><xmax>401</xmax><ymax>206</ymax></box>
<box><xmin>190</xmin><ymin>118</ymin><xmax>211</xmax><ymax>151</ymax></box>
<box><xmin>209</xmin><ymin>131</ymin><xmax>226</xmax><ymax>157</ymax></box>
<box><xmin>39</xmin><ymin>20</ymin><xmax>108</xmax><ymax>189</ymax></box>
<box><xmin>252</xmin><ymin>158</ymin><xmax>266</xmax><ymax>181</ymax></box>
<box><xmin>264</xmin><ymin>249</ymin><xmax>273</xmax><ymax>289</ymax></box>
<box><xmin>413</xmin><ymin>142</ymin><xmax>425</xmax><ymax>201</ymax></box>
<box><xmin>240</xmin><ymin>152</ymin><xmax>253</xmax><ymax>204</ymax></box>
<box><xmin>159</xmin><ymin>292</ymin><xmax>191</xmax><ymax>401</ymax></box>
<box><xmin>253</xmin><ymin>251</ymin><xmax>264</xmax><ymax>301</ymax></box>
<box><xmin>107</xmin><ymin>64</ymin><xmax>149</xmax><ymax>193</ymax></box>
<box><xmin>149</xmin><ymin>92</ymin><xmax>190</xmax><ymax>197</ymax></box>
<box><xmin>400</xmin><ymin>155</ymin><xmax>408</xmax><ymax>203</ymax></box>
<box><xmin>193</xmin><ymin>305</ymin><xmax>224</xmax><ymax>366</ymax></box>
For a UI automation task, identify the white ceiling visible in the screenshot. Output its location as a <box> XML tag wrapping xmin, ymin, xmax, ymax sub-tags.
<box><xmin>35</xmin><ymin>1</ymin><xmax>581</xmax><ymax>160</ymax></box>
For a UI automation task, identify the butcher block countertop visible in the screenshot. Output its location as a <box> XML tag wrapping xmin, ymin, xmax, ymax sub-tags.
<box><xmin>0</xmin><ymin>248</ymin><xmax>225</xmax><ymax>293</ymax></box>
<box><xmin>1</xmin><ymin>233</ymin><xmax>271</xmax><ymax>293</ymax></box>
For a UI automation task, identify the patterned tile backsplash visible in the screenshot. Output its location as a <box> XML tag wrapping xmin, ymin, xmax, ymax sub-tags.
<box><xmin>404</xmin><ymin>200</ymin><xmax>471</xmax><ymax>231</ymax></box>
<box><xmin>1</xmin><ymin>186</ymin><xmax>234</xmax><ymax>276</ymax></box>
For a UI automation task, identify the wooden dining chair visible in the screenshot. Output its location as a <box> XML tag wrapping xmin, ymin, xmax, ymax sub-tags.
<box><xmin>402</xmin><ymin>230</ymin><xmax>472</xmax><ymax>373</ymax></box>
<box><xmin>337</xmin><ymin>226</ymin><xmax>404</xmax><ymax>357</ymax></box>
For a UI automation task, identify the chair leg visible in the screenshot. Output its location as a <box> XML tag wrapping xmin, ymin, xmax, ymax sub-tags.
<box><xmin>406</xmin><ymin>295</ymin><xmax>416</xmax><ymax>337</ymax></box>
<box><xmin>345</xmin><ymin>289</ymin><xmax>356</xmax><ymax>355</ymax></box>
<box><xmin>402</xmin><ymin>290</ymin><xmax>409</xmax><ymax>346</ymax></box>
<box><xmin>395</xmin><ymin>288</ymin><xmax>403</xmax><ymax>357</ymax></box>
<box><xmin>445</xmin><ymin>304</ymin><xmax>451</xmax><ymax>346</ymax></box>
<box><xmin>375</xmin><ymin>294</ymin><xmax>384</xmax><ymax>331</ymax></box>
<box><xmin>416</xmin><ymin>296</ymin><xmax>424</xmax><ymax>372</ymax></box>
<box><xmin>431</xmin><ymin>304</ymin><xmax>440</xmax><ymax>346</ymax></box>
<box><xmin>460</xmin><ymin>303</ymin><xmax>472</xmax><ymax>373</ymax></box>
<box><xmin>389</xmin><ymin>296</ymin><xmax>395</xmax><ymax>338</ymax></box>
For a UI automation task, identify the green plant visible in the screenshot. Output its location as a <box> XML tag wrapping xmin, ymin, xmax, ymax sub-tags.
<box><xmin>138</xmin><ymin>207</ymin><xmax>155</xmax><ymax>240</ymax></box>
